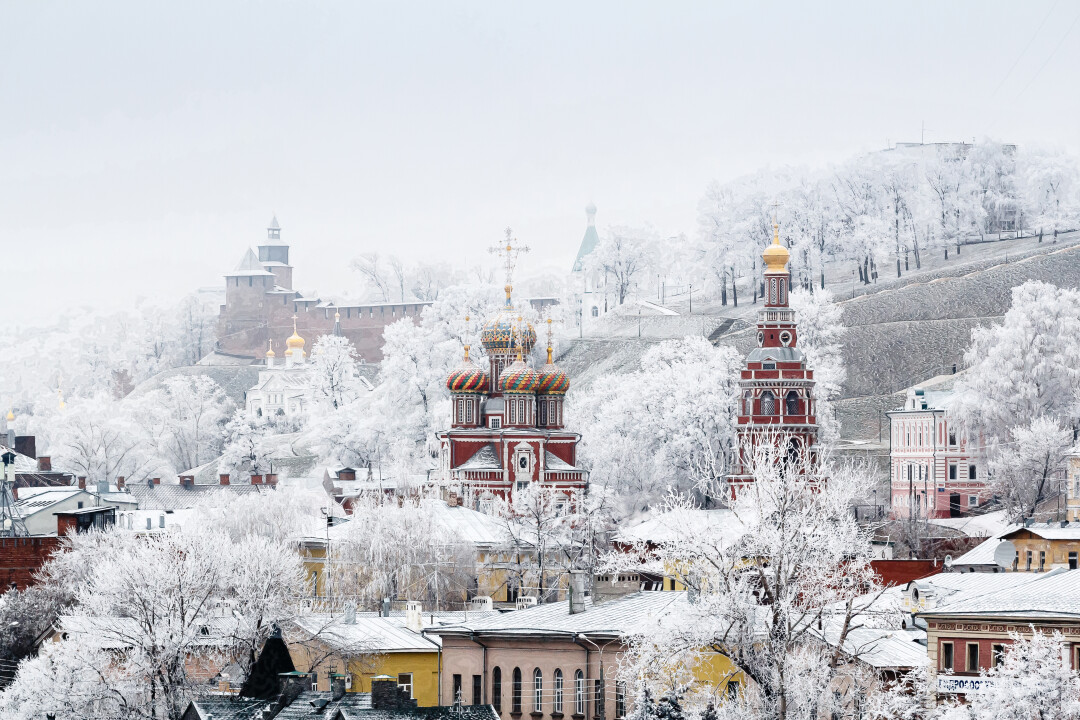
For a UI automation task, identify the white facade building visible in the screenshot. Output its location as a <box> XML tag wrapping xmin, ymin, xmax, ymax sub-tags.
<box><xmin>246</xmin><ymin>321</ymin><xmax>312</xmax><ymax>418</ymax></box>
<box><xmin>888</xmin><ymin>386</ymin><xmax>989</xmax><ymax>519</ymax></box>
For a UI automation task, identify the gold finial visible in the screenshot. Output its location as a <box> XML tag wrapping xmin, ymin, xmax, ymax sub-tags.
<box><xmin>762</xmin><ymin>202</ymin><xmax>790</xmax><ymax>272</ymax></box>
<box><xmin>491</xmin><ymin>228</ymin><xmax>530</xmax><ymax>307</ymax></box>
<box><xmin>546</xmin><ymin>318</ymin><xmax>554</xmax><ymax>365</ymax></box>
<box><xmin>5</xmin><ymin>408</ymin><xmax>13</xmax><ymax>422</ymax></box>
<box><xmin>463</xmin><ymin>344</ymin><xmax>471</xmax><ymax>362</ymax></box>
<box><xmin>334</xmin><ymin>311</ymin><xmax>341</xmax><ymax>322</ymax></box>
<box><xmin>514</xmin><ymin>316</ymin><xmax>525</xmax><ymax>362</ymax></box>
<box><xmin>266</xmin><ymin>339</ymin><xmax>275</xmax><ymax>358</ymax></box>
<box><xmin>293</xmin><ymin>315</ymin><xmax>298</xmax><ymax>333</ymax></box>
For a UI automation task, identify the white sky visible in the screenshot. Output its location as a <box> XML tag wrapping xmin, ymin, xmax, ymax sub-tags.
<box><xmin>2</xmin><ymin>1</ymin><xmax>1078</xmax><ymax>327</ymax></box>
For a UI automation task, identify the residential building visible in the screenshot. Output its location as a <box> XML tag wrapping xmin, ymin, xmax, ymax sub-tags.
<box><xmin>946</xmin><ymin>520</ymin><xmax>1080</xmax><ymax>573</ymax></box>
<box><xmin>428</xmin><ymin>589</ymin><xmax>742</xmax><ymax>719</ymax></box>
<box><xmin>887</xmin><ymin>386</ymin><xmax>989</xmax><ymax>519</ymax></box>
<box><xmin>14</xmin><ymin>485</ymin><xmax>136</xmax><ymax>536</ymax></box>
<box><xmin>918</xmin><ymin>569</ymin><xmax>1080</xmax><ymax>699</ymax></box>
<box><xmin>726</xmin><ymin>220</ymin><xmax>820</xmax><ymax>492</ymax></box>
<box><xmin>285</xmin><ymin>603</ymin><xmax>443</xmax><ymax>706</ymax></box>
<box><xmin>1068</xmin><ymin>451</ymin><xmax>1080</xmax><ymax>522</ymax></box>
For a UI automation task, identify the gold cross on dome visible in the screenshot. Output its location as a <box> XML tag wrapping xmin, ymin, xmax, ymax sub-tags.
<box><xmin>490</xmin><ymin>227</ymin><xmax>530</xmax><ymax>305</ymax></box>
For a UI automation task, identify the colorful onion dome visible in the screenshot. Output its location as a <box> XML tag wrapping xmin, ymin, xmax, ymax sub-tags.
<box><xmin>498</xmin><ymin>358</ymin><xmax>540</xmax><ymax>394</ymax></box>
<box><xmin>480</xmin><ymin>309</ymin><xmax>537</xmax><ymax>356</ymax></box>
<box><xmin>446</xmin><ymin>346</ymin><xmax>489</xmax><ymax>394</ymax></box>
<box><xmin>535</xmin><ymin>343</ymin><xmax>570</xmax><ymax>395</ymax></box>
<box><xmin>762</xmin><ymin>221</ymin><xmax>790</xmax><ymax>272</ymax></box>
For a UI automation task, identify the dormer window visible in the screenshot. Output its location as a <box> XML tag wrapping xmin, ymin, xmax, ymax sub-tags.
<box><xmin>763</xmin><ymin>362</ymin><xmax>776</xmax><ymax>370</ymax></box>
<box><xmin>490</xmin><ymin>417</ymin><xmax>501</xmax><ymax>429</ymax></box>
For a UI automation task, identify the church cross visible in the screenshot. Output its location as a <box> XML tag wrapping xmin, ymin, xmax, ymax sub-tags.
<box><xmin>490</xmin><ymin>227</ymin><xmax>530</xmax><ymax>305</ymax></box>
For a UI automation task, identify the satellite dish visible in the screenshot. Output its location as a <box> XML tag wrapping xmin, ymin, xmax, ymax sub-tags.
<box><xmin>993</xmin><ymin>540</ymin><xmax>1017</xmax><ymax>569</ymax></box>
<box><xmin>943</xmin><ymin>554</ymin><xmax>953</xmax><ymax>569</ymax></box>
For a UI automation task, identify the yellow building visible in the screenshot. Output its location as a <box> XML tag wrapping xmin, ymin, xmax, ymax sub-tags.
<box><xmin>285</xmin><ymin>603</ymin><xmax>442</xmax><ymax>707</ymax></box>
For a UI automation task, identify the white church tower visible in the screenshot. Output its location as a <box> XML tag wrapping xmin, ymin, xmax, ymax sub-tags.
<box><xmin>572</xmin><ymin>203</ymin><xmax>607</xmax><ymax>336</ymax></box>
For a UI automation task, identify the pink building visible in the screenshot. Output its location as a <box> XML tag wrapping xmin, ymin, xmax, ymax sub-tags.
<box><xmin>888</xmin><ymin>387</ymin><xmax>988</xmax><ymax>519</ymax></box>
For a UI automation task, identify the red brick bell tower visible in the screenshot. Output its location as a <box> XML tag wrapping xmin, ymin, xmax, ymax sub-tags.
<box><xmin>727</xmin><ymin>220</ymin><xmax>820</xmax><ymax>493</ymax></box>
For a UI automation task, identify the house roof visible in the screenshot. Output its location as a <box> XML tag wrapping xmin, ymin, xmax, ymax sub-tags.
<box><xmin>906</xmin><ymin>571</ymin><xmax>1041</xmax><ymax>604</ymax></box>
<box><xmin>615</xmin><ymin>508</ymin><xmax>746</xmax><ymax>546</ymax></box>
<box><xmin>543</xmin><ymin>451</ymin><xmax>577</xmax><ymax>471</ymax></box>
<box><xmin>455</xmin><ymin>444</ymin><xmax>501</xmax><ymax>471</ymax></box>
<box><xmin>816</xmin><ymin>625</ymin><xmax>929</xmax><ymax>669</ymax></box>
<box><xmin>1001</xmin><ymin>522</ymin><xmax>1080</xmax><ymax>541</ymax></box>
<box><xmin>14</xmin><ymin>489</ymin><xmax>94</xmax><ymax>518</ymax></box>
<box><xmin>920</xmin><ymin>568</ymin><xmax>1080</xmax><ymax>620</ymax></box>
<box><xmin>291</xmin><ymin>615</ymin><xmax>440</xmax><ymax>653</ymax></box>
<box><xmin>429</xmin><ymin>591</ymin><xmax>685</xmax><ymax>640</ymax></box>
<box><xmin>185</xmin><ymin>697</ymin><xmax>268</xmax><ymax>720</ymax></box>
<box><xmin>127</xmin><ymin>482</ymin><xmax>266</xmax><ymax>511</ymax></box>
<box><xmin>952</xmin><ymin>535</ymin><xmax>1006</xmax><ymax>567</ymax></box>
<box><xmin>926</xmin><ymin>510</ymin><xmax>1009</xmax><ymax>538</ymax></box>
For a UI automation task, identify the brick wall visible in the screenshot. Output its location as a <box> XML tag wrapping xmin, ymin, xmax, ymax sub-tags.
<box><xmin>0</xmin><ymin>537</ymin><xmax>61</xmax><ymax>591</ymax></box>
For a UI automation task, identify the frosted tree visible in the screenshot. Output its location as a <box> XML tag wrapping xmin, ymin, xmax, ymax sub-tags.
<box><xmin>952</xmin><ymin>281</ymin><xmax>1080</xmax><ymax>519</ymax></box>
<box><xmin>327</xmin><ymin>496</ymin><xmax>475</xmax><ymax>611</ymax></box>
<box><xmin>218</xmin><ymin>409</ymin><xmax>277</xmax><ymax>477</ymax></box>
<box><xmin>585</xmin><ymin>226</ymin><xmax>654</xmax><ymax>306</ymax></box>
<box><xmin>989</xmin><ymin>417</ymin><xmax>1074</xmax><ymax>521</ymax></box>
<box><xmin>351</xmin><ymin>252</ymin><xmax>392</xmax><ymax>302</ymax></box>
<box><xmin>309</xmin><ymin>334</ymin><xmax>362</xmax><ymax>410</ymax></box>
<box><xmin>605</xmin><ymin>443</ymin><xmax>886</xmax><ymax>720</ymax></box>
<box><xmin>1021</xmin><ymin>148</ymin><xmax>1080</xmax><ymax>242</ymax></box>
<box><xmin>48</xmin><ymin>394</ymin><xmax>165</xmax><ymax>484</ymax></box>
<box><xmin>136</xmin><ymin>374</ymin><xmax>232</xmax><ymax>473</ymax></box>
<box><xmin>788</xmin><ymin>289</ymin><xmax>845</xmax><ymax>443</ymax></box>
<box><xmin>572</xmin><ymin>336</ymin><xmax>742</xmax><ymax>515</ymax></box>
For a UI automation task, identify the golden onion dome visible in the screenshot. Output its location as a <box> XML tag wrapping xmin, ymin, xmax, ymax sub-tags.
<box><xmin>763</xmin><ymin>221</ymin><xmax>790</xmax><ymax>272</ymax></box>
<box><xmin>285</xmin><ymin>316</ymin><xmax>305</xmax><ymax>351</ymax></box>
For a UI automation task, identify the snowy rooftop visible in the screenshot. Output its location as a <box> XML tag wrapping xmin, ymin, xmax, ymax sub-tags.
<box><xmin>429</xmin><ymin>591</ymin><xmax>686</xmax><ymax>639</ymax></box>
<box><xmin>291</xmin><ymin>614</ymin><xmax>440</xmax><ymax>653</ymax></box>
<box><xmin>906</xmin><ymin>571</ymin><xmax>1043</xmax><ymax>608</ymax></box>
<box><xmin>226</xmin><ymin>248</ymin><xmax>275</xmax><ymax>277</ymax></box>
<box><xmin>816</xmin><ymin>625</ymin><xmax>929</xmax><ymax>669</ymax></box>
<box><xmin>615</xmin><ymin>508</ymin><xmax>746</xmax><ymax>546</ymax></box>
<box><xmin>456</xmin><ymin>444</ymin><xmax>501</xmax><ymax>471</ymax></box>
<box><xmin>921</xmin><ymin>568</ymin><xmax>1080</xmax><ymax>619</ymax></box>
<box><xmin>925</xmin><ymin>510</ymin><xmax>1009</xmax><ymax>538</ymax></box>
<box><xmin>127</xmin><ymin>482</ymin><xmax>266</xmax><ymax>511</ymax></box>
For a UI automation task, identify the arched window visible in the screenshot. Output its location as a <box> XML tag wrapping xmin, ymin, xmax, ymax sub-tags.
<box><xmin>575</xmin><ymin>670</ymin><xmax>585</xmax><ymax>715</ymax></box>
<box><xmin>533</xmin><ymin>669</ymin><xmax>543</xmax><ymax>712</ymax></box>
<box><xmin>493</xmin><ymin>667</ymin><xmax>502</xmax><ymax>712</ymax></box>
<box><xmin>512</xmin><ymin>668</ymin><xmax>522</xmax><ymax>714</ymax></box>
<box><xmin>760</xmin><ymin>390</ymin><xmax>776</xmax><ymax>415</ymax></box>
<box><xmin>743</xmin><ymin>391</ymin><xmax>752</xmax><ymax>416</ymax></box>
<box><xmin>553</xmin><ymin>669</ymin><xmax>563</xmax><ymax>714</ymax></box>
<box><xmin>591</xmin><ymin>306</ymin><xmax>599</xmax><ymax>317</ymax></box>
<box><xmin>785</xmin><ymin>391</ymin><xmax>800</xmax><ymax>416</ymax></box>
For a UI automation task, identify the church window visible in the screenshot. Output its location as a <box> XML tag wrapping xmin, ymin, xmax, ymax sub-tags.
<box><xmin>466</xmin><ymin>401</ymin><xmax>473</xmax><ymax>424</ymax></box>
<box><xmin>763</xmin><ymin>362</ymin><xmax>775</xmax><ymax>370</ymax></box>
<box><xmin>743</xmin><ymin>391</ymin><xmax>753</xmax><ymax>416</ymax></box>
<box><xmin>591</xmin><ymin>306</ymin><xmax>599</xmax><ymax>318</ymax></box>
<box><xmin>539</xmin><ymin>400</ymin><xmax>548</xmax><ymax>425</ymax></box>
<box><xmin>760</xmin><ymin>391</ymin><xmax>776</xmax><ymax>415</ymax></box>
<box><xmin>785</xmin><ymin>391</ymin><xmax>800</xmax><ymax>416</ymax></box>
<box><xmin>968</xmin><ymin>465</ymin><xmax>977</xmax><ymax>480</ymax></box>
<box><xmin>490</xmin><ymin>417</ymin><xmax>501</xmax><ymax>429</ymax></box>
<box><xmin>779</xmin><ymin>330</ymin><xmax>792</xmax><ymax>347</ymax></box>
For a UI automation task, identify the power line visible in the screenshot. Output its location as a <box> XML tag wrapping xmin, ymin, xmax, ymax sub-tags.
<box><xmin>985</xmin><ymin>0</ymin><xmax>1060</xmax><ymax>104</ymax></box>
<box><xmin>1013</xmin><ymin>6</ymin><xmax>1080</xmax><ymax>103</ymax></box>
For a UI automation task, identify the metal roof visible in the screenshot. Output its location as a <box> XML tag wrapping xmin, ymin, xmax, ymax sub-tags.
<box><xmin>816</xmin><ymin>625</ymin><xmax>929</xmax><ymax>669</ymax></box>
<box><xmin>920</xmin><ymin>569</ymin><xmax>1080</xmax><ymax>620</ymax></box>
<box><xmin>745</xmin><ymin>346</ymin><xmax>805</xmax><ymax>364</ymax></box>
<box><xmin>127</xmin><ymin>482</ymin><xmax>266</xmax><ymax>511</ymax></box>
<box><xmin>429</xmin><ymin>591</ymin><xmax>686</xmax><ymax>640</ymax></box>
<box><xmin>455</xmin><ymin>444</ymin><xmax>501</xmax><ymax>471</ymax></box>
<box><xmin>615</xmin><ymin>508</ymin><xmax>745</xmax><ymax>546</ymax></box>
<box><xmin>292</xmin><ymin>615</ymin><xmax>440</xmax><ymax>653</ymax></box>
<box><xmin>226</xmin><ymin>248</ymin><xmax>276</xmax><ymax>277</ymax></box>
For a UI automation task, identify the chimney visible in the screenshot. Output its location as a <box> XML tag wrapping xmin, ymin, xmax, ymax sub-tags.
<box><xmin>37</xmin><ymin>456</ymin><xmax>51</xmax><ymax>472</ymax></box>
<box><xmin>219</xmin><ymin>473</ymin><xmax>230</xmax><ymax>485</ymax></box>
<box><xmin>152</xmin><ymin>477</ymin><xmax>161</xmax><ymax>485</ymax></box>
<box><xmin>276</xmin><ymin>672</ymin><xmax>309</xmax><ymax>707</ymax></box>
<box><xmin>380</xmin><ymin>597</ymin><xmax>392</xmax><ymax>617</ymax></box>
<box><xmin>13</xmin><ymin>435</ymin><xmax>35</xmax><ymax>460</ymax></box>
<box><xmin>116</xmin><ymin>476</ymin><xmax>125</xmax><ymax>490</ymax></box>
<box><xmin>265</xmin><ymin>473</ymin><xmax>278</xmax><ymax>486</ymax></box>
<box><xmin>78</xmin><ymin>476</ymin><xmax>87</xmax><ymax>490</ymax></box>
<box><xmin>405</xmin><ymin>600</ymin><xmax>423</xmax><ymax>633</ymax></box>
<box><xmin>251</xmin><ymin>474</ymin><xmax>264</xmax><ymax>485</ymax></box>
<box><xmin>179</xmin><ymin>475</ymin><xmax>195</xmax><ymax>488</ymax></box>
<box><xmin>331</xmin><ymin>674</ymin><xmax>347</xmax><ymax>701</ymax></box>
<box><xmin>371</xmin><ymin>675</ymin><xmax>416</xmax><ymax>711</ymax></box>
<box><xmin>338</xmin><ymin>468</ymin><xmax>356</xmax><ymax>482</ymax></box>
<box><xmin>569</xmin><ymin>571</ymin><xmax>587</xmax><ymax>615</ymax></box>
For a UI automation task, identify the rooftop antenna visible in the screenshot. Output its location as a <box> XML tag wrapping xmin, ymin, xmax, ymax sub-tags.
<box><xmin>0</xmin><ymin>450</ymin><xmax>28</xmax><ymax>537</ymax></box>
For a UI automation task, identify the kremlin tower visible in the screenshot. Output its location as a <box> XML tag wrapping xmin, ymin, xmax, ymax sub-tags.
<box><xmin>438</xmin><ymin>232</ymin><xmax>585</xmax><ymax>509</ymax></box>
<box><xmin>727</xmin><ymin>220</ymin><xmax>820</xmax><ymax>492</ymax></box>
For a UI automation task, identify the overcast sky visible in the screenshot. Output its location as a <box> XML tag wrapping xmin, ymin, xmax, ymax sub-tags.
<box><xmin>2</xmin><ymin>1</ymin><xmax>1078</xmax><ymax>327</ymax></box>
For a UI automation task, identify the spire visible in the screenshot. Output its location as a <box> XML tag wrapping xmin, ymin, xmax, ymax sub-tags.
<box><xmin>5</xmin><ymin>408</ymin><xmax>13</xmax><ymax>422</ymax></box>
<box><xmin>762</xmin><ymin>206</ymin><xmax>790</xmax><ymax>273</ymax></box>
<box><xmin>463</xmin><ymin>315</ymin><xmax>471</xmax><ymax>362</ymax></box>
<box><xmin>490</xmin><ymin>228</ymin><xmax>530</xmax><ymax>307</ymax></box>
<box><xmin>514</xmin><ymin>317</ymin><xmax>525</xmax><ymax>362</ymax></box>
<box><xmin>546</xmin><ymin>317</ymin><xmax>554</xmax><ymax>364</ymax></box>
<box><xmin>586</xmin><ymin>202</ymin><xmax>597</xmax><ymax>227</ymax></box>
<box><xmin>266</xmin><ymin>339</ymin><xmax>275</xmax><ymax>358</ymax></box>
<box><xmin>268</xmin><ymin>215</ymin><xmax>281</xmax><ymax>241</ymax></box>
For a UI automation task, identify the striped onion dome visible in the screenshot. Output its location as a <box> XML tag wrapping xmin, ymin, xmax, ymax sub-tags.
<box><xmin>446</xmin><ymin>347</ymin><xmax>489</xmax><ymax>394</ymax></box>
<box><xmin>498</xmin><ymin>358</ymin><xmax>540</xmax><ymax>394</ymax></box>
<box><xmin>480</xmin><ymin>308</ymin><xmax>537</xmax><ymax>356</ymax></box>
<box><xmin>536</xmin><ymin>346</ymin><xmax>569</xmax><ymax>395</ymax></box>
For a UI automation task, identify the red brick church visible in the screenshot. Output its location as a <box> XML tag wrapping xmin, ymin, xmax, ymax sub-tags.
<box><xmin>727</xmin><ymin>221</ymin><xmax>821</xmax><ymax>493</ymax></box>
<box><xmin>437</xmin><ymin>238</ymin><xmax>586</xmax><ymax>509</ymax></box>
